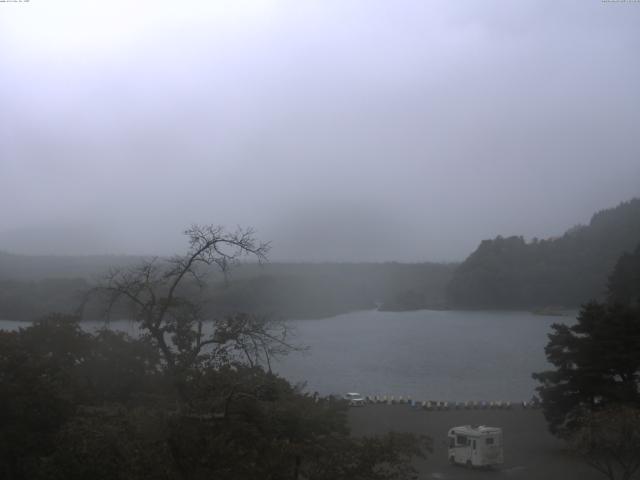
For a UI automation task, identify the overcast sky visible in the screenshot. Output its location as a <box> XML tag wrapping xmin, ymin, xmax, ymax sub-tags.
<box><xmin>1</xmin><ymin>0</ymin><xmax>639</xmax><ymax>261</ymax></box>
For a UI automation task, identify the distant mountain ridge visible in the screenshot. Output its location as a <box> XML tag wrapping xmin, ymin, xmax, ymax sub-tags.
<box><xmin>447</xmin><ymin>198</ymin><xmax>640</xmax><ymax>309</ymax></box>
<box><xmin>0</xmin><ymin>255</ymin><xmax>455</xmax><ymax>321</ymax></box>
<box><xmin>3</xmin><ymin>198</ymin><xmax>638</xmax><ymax>318</ymax></box>
<box><xmin>0</xmin><ymin>252</ymin><xmax>147</xmax><ymax>281</ymax></box>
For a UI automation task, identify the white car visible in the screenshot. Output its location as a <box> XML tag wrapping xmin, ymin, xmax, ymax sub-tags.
<box><xmin>343</xmin><ymin>392</ymin><xmax>365</xmax><ymax>406</ymax></box>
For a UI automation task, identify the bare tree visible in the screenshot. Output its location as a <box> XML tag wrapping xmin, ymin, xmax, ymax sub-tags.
<box><xmin>89</xmin><ymin>225</ymin><xmax>297</xmax><ymax>375</ymax></box>
<box><xmin>570</xmin><ymin>405</ymin><xmax>640</xmax><ymax>480</ymax></box>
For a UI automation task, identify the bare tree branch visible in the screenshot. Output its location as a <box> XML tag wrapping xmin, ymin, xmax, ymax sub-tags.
<box><xmin>86</xmin><ymin>225</ymin><xmax>297</xmax><ymax>384</ymax></box>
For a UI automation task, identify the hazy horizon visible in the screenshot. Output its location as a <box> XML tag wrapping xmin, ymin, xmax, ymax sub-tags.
<box><xmin>0</xmin><ymin>196</ymin><xmax>636</xmax><ymax>263</ymax></box>
<box><xmin>2</xmin><ymin>1</ymin><xmax>639</xmax><ymax>261</ymax></box>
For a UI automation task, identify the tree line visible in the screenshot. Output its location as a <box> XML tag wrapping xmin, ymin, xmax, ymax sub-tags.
<box><xmin>1</xmin><ymin>198</ymin><xmax>639</xmax><ymax>317</ymax></box>
<box><xmin>448</xmin><ymin>198</ymin><xmax>640</xmax><ymax>309</ymax></box>
<box><xmin>0</xmin><ymin>255</ymin><xmax>454</xmax><ymax>321</ymax></box>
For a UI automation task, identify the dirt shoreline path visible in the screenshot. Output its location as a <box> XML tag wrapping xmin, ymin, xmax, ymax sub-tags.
<box><xmin>348</xmin><ymin>405</ymin><xmax>602</xmax><ymax>480</ymax></box>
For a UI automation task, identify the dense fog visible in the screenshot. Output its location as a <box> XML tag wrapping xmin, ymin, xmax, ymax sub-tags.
<box><xmin>2</xmin><ymin>0</ymin><xmax>639</xmax><ymax>261</ymax></box>
<box><xmin>2</xmin><ymin>3</ymin><xmax>640</xmax><ymax>480</ymax></box>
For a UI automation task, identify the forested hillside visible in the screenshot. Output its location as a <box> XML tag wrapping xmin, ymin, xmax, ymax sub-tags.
<box><xmin>0</xmin><ymin>256</ymin><xmax>454</xmax><ymax>321</ymax></box>
<box><xmin>447</xmin><ymin>198</ymin><xmax>640</xmax><ymax>309</ymax></box>
<box><xmin>4</xmin><ymin>198</ymin><xmax>637</xmax><ymax>318</ymax></box>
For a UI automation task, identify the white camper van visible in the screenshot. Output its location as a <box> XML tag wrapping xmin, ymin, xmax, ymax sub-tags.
<box><xmin>447</xmin><ymin>425</ymin><xmax>503</xmax><ymax>468</ymax></box>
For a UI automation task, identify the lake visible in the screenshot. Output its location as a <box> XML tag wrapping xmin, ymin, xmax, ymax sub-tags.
<box><xmin>0</xmin><ymin>309</ymin><xmax>572</xmax><ymax>402</ymax></box>
<box><xmin>273</xmin><ymin>309</ymin><xmax>572</xmax><ymax>402</ymax></box>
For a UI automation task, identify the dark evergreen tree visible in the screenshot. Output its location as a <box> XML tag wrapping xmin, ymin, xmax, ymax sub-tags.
<box><xmin>608</xmin><ymin>243</ymin><xmax>640</xmax><ymax>308</ymax></box>
<box><xmin>533</xmin><ymin>244</ymin><xmax>640</xmax><ymax>436</ymax></box>
<box><xmin>570</xmin><ymin>405</ymin><xmax>640</xmax><ymax>480</ymax></box>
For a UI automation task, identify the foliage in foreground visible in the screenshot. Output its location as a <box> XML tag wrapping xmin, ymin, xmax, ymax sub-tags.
<box><xmin>532</xmin><ymin>301</ymin><xmax>640</xmax><ymax>435</ymax></box>
<box><xmin>0</xmin><ymin>315</ymin><xmax>430</xmax><ymax>480</ymax></box>
<box><xmin>533</xmin><ymin>245</ymin><xmax>640</xmax><ymax>436</ymax></box>
<box><xmin>570</xmin><ymin>405</ymin><xmax>640</xmax><ymax>480</ymax></box>
<box><xmin>1</xmin><ymin>225</ymin><xmax>430</xmax><ymax>479</ymax></box>
<box><xmin>533</xmin><ymin>245</ymin><xmax>640</xmax><ymax>479</ymax></box>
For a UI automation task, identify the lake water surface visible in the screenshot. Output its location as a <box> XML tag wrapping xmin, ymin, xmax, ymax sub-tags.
<box><xmin>0</xmin><ymin>309</ymin><xmax>572</xmax><ymax>402</ymax></box>
<box><xmin>273</xmin><ymin>309</ymin><xmax>572</xmax><ymax>402</ymax></box>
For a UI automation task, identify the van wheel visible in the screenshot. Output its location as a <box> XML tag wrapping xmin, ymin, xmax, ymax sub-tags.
<box><xmin>466</xmin><ymin>460</ymin><xmax>472</xmax><ymax>469</ymax></box>
<box><xmin>449</xmin><ymin>456</ymin><xmax>455</xmax><ymax>465</ymax></box>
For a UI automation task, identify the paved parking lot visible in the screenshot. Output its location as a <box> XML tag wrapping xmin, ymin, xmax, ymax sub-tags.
<box><xmin>348</xmin><ymin>405</ymin><xmax>602</xmax><ymax>480</ymax></box>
